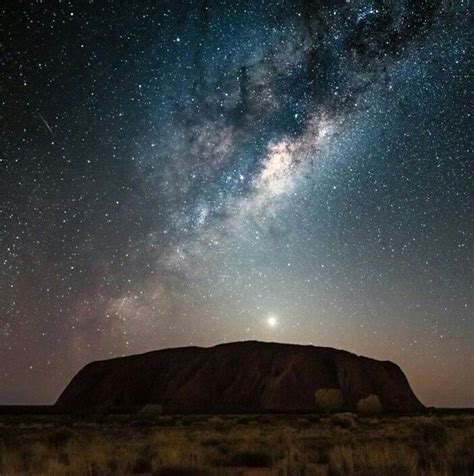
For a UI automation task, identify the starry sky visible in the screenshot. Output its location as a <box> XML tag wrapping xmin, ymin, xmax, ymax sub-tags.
<box><xmin>1</xmin><ymin>1</ymin><xmax>473</xmax><ymax>407</ymax></box>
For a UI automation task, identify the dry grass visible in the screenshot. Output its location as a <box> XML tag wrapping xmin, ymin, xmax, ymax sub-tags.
<box><xmin>0</xmin><ymin>412</ymin><xmax>472</xmax><ymax>475</ymax></box>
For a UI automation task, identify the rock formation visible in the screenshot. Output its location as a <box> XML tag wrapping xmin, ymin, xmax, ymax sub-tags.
<box><xmin>56</xmin><ymin>341</ymin><xmax>424</xmax><ymax>413</ymax></box>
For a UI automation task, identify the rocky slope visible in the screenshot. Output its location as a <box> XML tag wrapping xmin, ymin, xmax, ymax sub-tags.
<box><xmin>55</xmin><ymin>341</ymin><xmax>423</xmax><ymax>413</ymax></box>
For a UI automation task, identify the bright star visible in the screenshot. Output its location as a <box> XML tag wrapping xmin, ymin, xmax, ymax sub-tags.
<box><xmin>267</xmin><ymin>316</ymin><xmax>278</xmax><ymax>328</ymax></box>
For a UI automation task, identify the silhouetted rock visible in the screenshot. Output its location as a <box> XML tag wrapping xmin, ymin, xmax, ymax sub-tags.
<box><xmin>55</xmin><ymin>341</ymin><xmax>423</xmax><ymax>413</ymax></box>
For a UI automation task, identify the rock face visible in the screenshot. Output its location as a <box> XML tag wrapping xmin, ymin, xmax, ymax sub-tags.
<box><xmin>55</xmin><ymin>341</ymin><xmax>424</xmax><ymax>413</ymax></box>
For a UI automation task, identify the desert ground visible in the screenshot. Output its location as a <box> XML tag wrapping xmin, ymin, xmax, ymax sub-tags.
<box><xmin>0</xmin><ymin>409</ymin><xmax>473</xmax><ymax>475</ymax></box>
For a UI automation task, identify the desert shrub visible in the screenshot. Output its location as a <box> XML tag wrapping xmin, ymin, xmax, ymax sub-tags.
<box><xmin>228</xmin><ymin>451</ymin><xmax>272</xmax><ymax>467</ymax></box>
<box><xmin>235</xmin><ymin>416</ymin><xmax>255</xmax><ymax>425</ymax></box>
<box><xmin>295</xmin><ymin>417</ymin><xmax>312</xmax><ymax>428</ymax></box>
<box><xmin>154</xmin><ymin>416</ymin><xmax>175</xmax><ymax>427</ymax></box>
<box><xmin>413</xmin><ymin>419</ymin><xmax>448</xmax><ymax>446</ymax></box>
<box><xmin>329</xmin><ymin>442</ymin><xmax>417</xmax><ymax>476</ymax></box>
<box><xmin>208</xmin><ymin>416</ymin><xmax>228</xmax><ymax>432</ymax></box>
<box><xmin>130</xmin><ymin>418</ymin><xmax>156</xmax><ymax>427</ymax></box>
<box><xmin>330</xmin><ymin>412</ymin><xmax>357</xmax><ymax>429</ymax></box>
<box><xmin>201</xmin><ymin>435</ymin><xmax>234</xmax><ymax>458</ymax></box>
<box><xmin>306</xmin><ymin>415</ymin><xmax>321</xmax><ymax>423</ymax></box>
<box><xmin>318</xmin><ymin>448</ymin><xmax>331</xmax><ymax>465</ymax></box>
<box><xmin>140</xmin><ymin>404</ymin><xmax>163</xmax><ymax>416</ymax></box>
<box><xmin>315</xmin><ymin>388</ymin><xmax>344</xmax><ymax>413</ymax></box>
<box><xmin>200</xmin><ymin>437</ymin><xmax>221</xmax><ymax>447</ymax></box>
<box><xmin>357</xmin><ymin>394</ymin><xmax>382</xmax><ymax>415</ymax></box>
<box><xmin>132</xmin><ymin>456</ymin><xmax>153</xmax><ymax>473</ymax></box>
<box><xmin>328</xmin><ymin>445</ymin><xmax>354</xmax><ymax>475</ymax></box>
<box><xmin>445</xmin><ymin>428</ymin><xmax>474</xmax><ymax>474</ymax></box>
<box><xmin>44</xmin><ymin>426</ymin><xmax>76</xmax><ymax>447</ymax></box>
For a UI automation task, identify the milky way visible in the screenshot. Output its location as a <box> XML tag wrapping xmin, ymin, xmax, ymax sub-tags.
<box><xmin>2</xmin><ymin>1</ymin><xmax>473</xmax><ymax>406</ymax></box>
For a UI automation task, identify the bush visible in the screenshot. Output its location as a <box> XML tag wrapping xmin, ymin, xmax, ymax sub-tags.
<box><xmin>331</xmin><ymin>413</ymin><xmax>357</xmax><ymax>429</ymax></box>
<box><xmin>44</xmin><ymin>427</ymin><xmax>75</xmax><ymax>447</ymax></box>
<box><xmin>228</xmin><ymin>451</ymin><xmax>272</xmax><ymax>467</ymax></box>
<box><xmin>357</xmin><ymin>394</ymin><xmax>382</xmax><ymax>415</ymax></box>
<box><xmin>414</xmin><ymin>419</ymin><xmax>448</xmax><ymax>446</ymax></box>
<box><xmin>132</xmin><ymin>457</ymin><xmax>153</xmax><ymax>473</ymax></box>
<box><xmin>315</xmin><ymin>388</ymin><xmax>344</xmax><ymax>413</ymax></box>
<box><xmin>140</xmin><ymin>404</ymin><xmax>163</xmax><ymax>416</ymax></box>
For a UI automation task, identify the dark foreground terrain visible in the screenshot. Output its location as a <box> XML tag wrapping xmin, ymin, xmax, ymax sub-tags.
<box><xmin>0</xmin><ymin>409</ymin><xmax>473</xmax><ymax>475</ymax></box>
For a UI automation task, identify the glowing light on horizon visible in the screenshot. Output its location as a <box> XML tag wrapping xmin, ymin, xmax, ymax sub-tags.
<box><xmin>267</xmin><ymin>315</ymin><xmax>278</xmax><ymax>328</ymax></box>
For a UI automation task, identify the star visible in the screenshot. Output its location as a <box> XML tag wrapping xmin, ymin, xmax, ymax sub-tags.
<box><xmin>267</xmin><ymin>316</ymin><xmax>278</xmax><ymax>328</ymax></box>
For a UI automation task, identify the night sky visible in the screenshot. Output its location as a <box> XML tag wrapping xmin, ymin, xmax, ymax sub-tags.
<box><xmin>2</xmin><ymin>1</ymin><xmax>473</xmax><ymax>407</ymax></box>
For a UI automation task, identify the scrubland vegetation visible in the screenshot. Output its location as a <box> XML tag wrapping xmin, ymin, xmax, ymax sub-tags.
<box><xmin>0</xmin><ymin>410</ymin><xmax>472</xmax><ymax>475</ymax></box>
